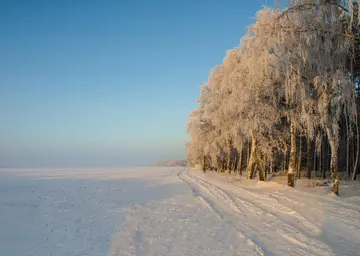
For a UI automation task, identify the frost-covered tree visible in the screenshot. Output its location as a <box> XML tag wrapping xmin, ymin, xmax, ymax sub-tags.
<box><xmin>186</xmin><ymin>0</ymin><xmax>360</xmax><ymax>195</ymax></box>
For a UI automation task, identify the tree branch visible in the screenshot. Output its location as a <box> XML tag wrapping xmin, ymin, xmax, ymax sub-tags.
<box><xmin>280</xmin><ymin>2</ymin><xmax>349</xmax><ymax>20</ymax></box>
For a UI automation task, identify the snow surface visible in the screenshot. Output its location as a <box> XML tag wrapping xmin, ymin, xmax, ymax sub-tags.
<box><xmin>0</xmin><ymin>167</ymin><xmax>359</xmax><ymax>256</ymax></box>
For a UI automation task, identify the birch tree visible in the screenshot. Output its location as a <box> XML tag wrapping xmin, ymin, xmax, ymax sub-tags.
<box><xmin>186</xmin><ymin>0</ymin><xmax>359</xmax><ymax>195</ymax></box>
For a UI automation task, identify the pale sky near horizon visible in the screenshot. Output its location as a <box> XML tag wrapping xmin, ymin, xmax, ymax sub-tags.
<box><xmin>0</xmin><ymin>0</ymin><xmax>268</xmax><ymax>167</ymax></box>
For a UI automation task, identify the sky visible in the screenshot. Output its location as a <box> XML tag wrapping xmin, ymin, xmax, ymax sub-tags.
<box><xmin>0</xmin><ymin>0</ymin><xmax>268</xmax><ymax>167</ymax></box>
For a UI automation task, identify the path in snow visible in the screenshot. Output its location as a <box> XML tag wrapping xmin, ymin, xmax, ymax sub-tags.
<box><xmin>179</xmin><ymin>169</ymin><xmax>360</xmax><ymax>256</ymax></box>
<box><xmin>0</xmin><ymin>167</ymin><xmax>359</xmax><ymax>256</ymax></box>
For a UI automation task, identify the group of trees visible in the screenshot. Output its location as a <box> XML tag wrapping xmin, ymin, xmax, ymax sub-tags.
<box><xmin>186</xmin><ymin>0</ymin><xmax>360</xmax><ymax>195</ymax></box>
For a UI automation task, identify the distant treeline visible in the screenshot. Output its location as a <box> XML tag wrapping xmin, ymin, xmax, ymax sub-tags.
<box><xmin>151</xmin><ymin>160</ymin><xmax>187</xmax><ymax>167</ymax></box>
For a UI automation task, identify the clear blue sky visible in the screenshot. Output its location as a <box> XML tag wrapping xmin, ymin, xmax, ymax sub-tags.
<box><xmin>0</xmin><ymin>0</ymin><xmax>267</xmax><ymax>167</ymax></box>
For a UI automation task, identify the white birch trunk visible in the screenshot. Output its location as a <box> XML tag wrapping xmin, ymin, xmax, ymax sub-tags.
<box><xmin>326</xmin><ymin>127</ymin><xmax>340</xmax><ymax>195</ymax></box>
<box><xmin>247</xmin><ymin>130</ymin><xmax>257</xmax><ymax>179</ymax></box>
<box><xmin>288</xmin><ymin>120</ymin><xmax>297</xmax><ymax>187</ymax></box>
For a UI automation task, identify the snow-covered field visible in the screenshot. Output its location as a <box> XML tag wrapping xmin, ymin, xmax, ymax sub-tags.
<box><xmin>0</xmin><ymin>167</ymin><xmax>359</xmax><ymax>256</ymax></box>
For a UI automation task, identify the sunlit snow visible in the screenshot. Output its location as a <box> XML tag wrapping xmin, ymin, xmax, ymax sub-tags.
<box><xmin>0</xmin><ymin>167</ymin><xmax>359</xmax><ymax>256</ymax></box>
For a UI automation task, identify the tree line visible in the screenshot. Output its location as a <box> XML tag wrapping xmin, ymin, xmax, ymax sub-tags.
<box><xmin>186</xmin><ymin>0</ymin><xmax>360</xmax><ymax>195</ymax></box>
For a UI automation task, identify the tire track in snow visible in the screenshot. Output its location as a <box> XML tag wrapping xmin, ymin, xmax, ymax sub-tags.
<box><xmin>197</xmin><ymin>174</ymin><xmax>322</xmax><ymax>237</ymax></box>
<box><xmin>271</xmin><ymin>191</ymin><xmax>360</xmax><ymax>230</ymax></box>
<box><xmin>178</xmin><ymin>169</ymin><xmax>265</xmax><ymax>256</ymax></box>
<box><xmin>185</xmin><ymin>171</ymin><xmax>327</xmax><ymax>255</ymax></box>
<box><xmin>181</xmin><ymin>171</ymin><xmax>267</xmax><ymax>255</ymax></box>
<box><xmin>222</xmin><ymin>185</ymin><xmax>322</xmax><ymax>236</ymax></box>
<box><xmin>177</xmin><ymin>168</ymin><xmax>226</xmax><ymax>221</ymax></box>
<box><xmin>270</xmin><ymin>190</ymin><xmax>360</xmax><ymax>253</ymax></box>
<box><xmin>277</xmin><ymin>224</ymin><xmax>332</xmax><ymax>255</ymax></box>
<box><xmin>183</xmin><ymin>169</ymin><xmax>334</xmax><ymax>256</ymax></box>
<box><xmin>289</xmin><ymin>189</ymin><xmax>360</xmax><ymax>212</ymax></box>
<box><xmin>231</xmin><ymin>191</ymin><xmax>331</xmax><ymax>255</ymax></box>
<box><xmin>195</xmin><ymin>196</ymin><xmax>222</xmax><ymax>221</ymax></box>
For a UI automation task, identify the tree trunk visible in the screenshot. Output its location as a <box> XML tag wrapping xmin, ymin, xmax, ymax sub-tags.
<box><xmin>313</xmin><ymin>138</ymin><xmax>317</xmax><ymax>176</ymax></box>
<box><xmin>237</xmin><ymin>147</ymin><xmax>243</xmax><ymax>175</ymax></box>
<box><xmin>247</xmin><ymin>140</ymin><xmax>251</xmax><ymax>167</ymax></box>
<box><xmin>352</xmin><ymin>136</ymin><xmax>355</xmax><ymax>175</ymax></box>
<box><xmin>227</xmin><ymin>137</ymin><xmax>232</xmax><ymax>173</ymax></box>
<box><xmin>218</xmin><ymin>156</ymin><xmax>223</xmax><ymax>172</ymax></box>
<box><xmin>283</xmin><ymin>153</ymin><xmax>286</xmax><ymax>172</ymax></box>
<box><xmin>247</xmin><ymin>130</ymin><xmax>257</xmax><ymax>179</ymax></box>
<box><xmin>227</xmin><ymin>150</ymin><xmax>231</xmax><ymax>173</ymax></box>
<box><xmin>322</xmin><ymin>135</ymin><xmax>326</xmax><ymax>179</ymax></box>
<box><xmin>232</xmin><ymin>151</ymin><xmax>237</xmax><ymax>172</ymax></box>
<box><xmin>326</xmin><ymin>127</ymin><xmax>340</xmax><ymax>195</ymax></box>
<box><xmin>352</xmin><ymin>106</ymin><xmax>360</xmax><ymax>180</ymax></box>
<box><xmin>216</xmin><ymin>156</ymin><xmax>221</xmax><ymax>172</ymax></box>
<box><xmin>202</xmin><ymin>155</ymin><xmax>206</xmax><ymax>172</ymax></box>
<box><xmin>297</xmin><ymin>135</ymin><xmax>302</xmax><ymax>179</ymax></box>
<box><xmin>232</xmin><ymin>149</ymin><xmax>237</xmax><ymax>171</ymax></box>
<box><xmin>288</xmin><ymin>121</ymin><xmax>297</xmax><ymax>187</ymax></box>
<box><xmin>351</xmin><ymin>52</ymin><xmax>359</xmax><ymax>180</ymax></box>
<box><xmin>259</xmin><ymin>155</ymin><xmax>266</xmax><ymax>181</ymax></box>
<box><xmin>345</xmin><ymin>108</ymin><xmax>350</xmax><ymax>178</ymax></box>
<box><xmin>307</xmin><ymin>137</ymin><xmax>313</xmax><ymax>179</ymax></box>
<box><xmin>319</xmin><ymin>140</ymin><xmax>322</xmax><ymax>178</ymax></box>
